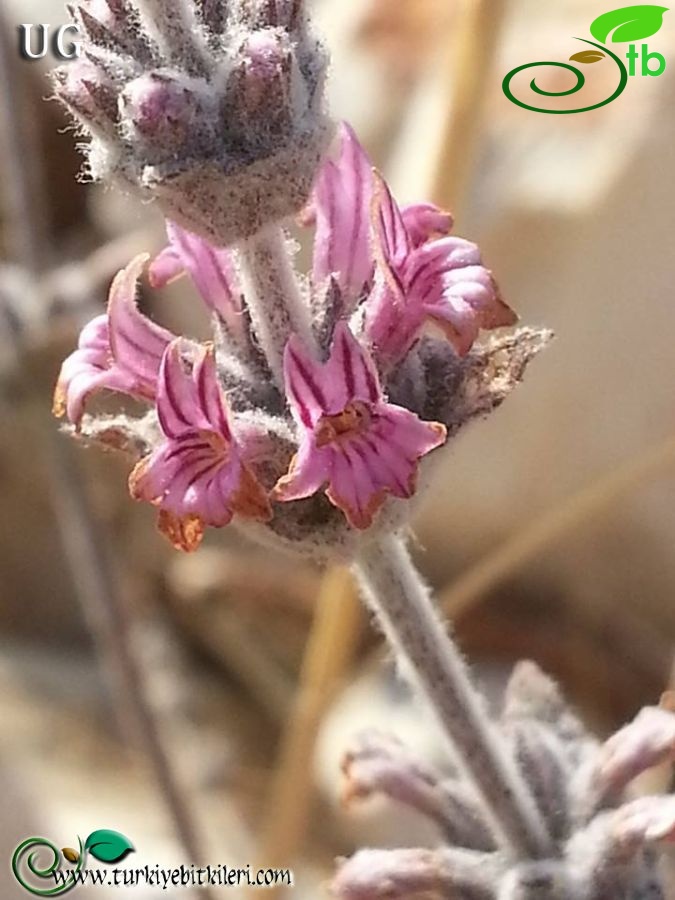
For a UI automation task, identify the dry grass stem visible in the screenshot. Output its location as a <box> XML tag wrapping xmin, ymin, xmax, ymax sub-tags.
<box><xmin>442</xmin><ymin>435</ymin><xmax>675</xmax><ymax>620</ymax></box>
<box><xmin>252</xmin><ymin>567</ymin><xmax>363</xmax><ymax>897</ymax></box>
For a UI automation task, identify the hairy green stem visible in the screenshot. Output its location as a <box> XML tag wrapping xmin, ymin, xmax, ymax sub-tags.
<box><xmin>354</xmin><ymin>533</ymin><xmax>552</xmax><ymax>861</ymax></box>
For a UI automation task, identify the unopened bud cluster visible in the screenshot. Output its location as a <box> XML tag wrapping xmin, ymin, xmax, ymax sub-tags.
<box><xmin>54</xmin><ymin>0</ymin><xmax>332</xmax><ymax>245</ymax></box>
<box><xmin>334</xmin><ymin>665</ymin><xmax>675</xmax><ymax>899</ymax></box>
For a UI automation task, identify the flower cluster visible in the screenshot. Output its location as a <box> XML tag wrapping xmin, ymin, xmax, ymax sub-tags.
<box><xmin>334</xmin><ymin>664</ymin><xmax>675</xmax><ymax>899</ymax></box>
<box><xmin>54</xmin><ymin>122</ymin><xmax>536</xmax><ymax>555</ymax></box>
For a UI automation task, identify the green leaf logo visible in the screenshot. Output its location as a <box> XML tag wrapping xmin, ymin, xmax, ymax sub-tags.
<box><xmin>590</xmin><ymin>5</ymin><xmax>668</xmax><ymax>43</ymax></box>
<box><xmin>84</xmin><ymin>830</ymin><xmax>135</xmax><ymax>864</ymax></box>
<box><xmin>570</xmin><ymin>50</ymin><xmax>607</xmax><ymax>62</ymax></box>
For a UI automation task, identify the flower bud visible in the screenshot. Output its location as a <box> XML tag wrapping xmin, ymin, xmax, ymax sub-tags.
<box><xmin>53</xmin><ymin>59</ymin><xmax>118</xmax><ymax>134</ymax></box>
<box><xmin>119</xmin><ymin>73</ymin><xmax>221</xmax><ymax>174</ymax></box>
<box><xmin>58</xmin><ymin>0</ymin><xmax>332</xmax><ymax>246</ymax></box>
<box><xmin>122</xmin><ymin>73</ymin><xmax>191</xmax><ymax>135</ymax></box>
<box><xmin>193</xmin><ymin>0</ymin><xmax>227</xmax><ymax>36</ymax></box>
<box><xmin>227</xmin><ymin>30</ymin><xmax>298</xmax><ymax>136</ymax></box>
<box><xmin>236</xmin><ymin>0</ymin><xmax>304</xmax><ymax>31</ymax></box>
<box><xmin>70</xmin><ymin>1</ymin><xmax>156</xmax><ymax>64</ymax></box>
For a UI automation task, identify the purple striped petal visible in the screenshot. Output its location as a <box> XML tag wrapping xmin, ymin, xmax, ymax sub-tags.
<box><xmin>283</xmin><ymin>334</ymin><xmax>330</xmax><ymax>428</ymax></box>
<box><xmin>324</xmin><ymin>443</ymin><xmax>383</xmax><ymax>530</ymax></box>
<box><xmin>407</xmin><ymin>239</ymin><xmax>516</xmax><ymax>354</ymax></box>
<box><xmin>366</xmin><ymin>232</ymin><xmax>516</xmax><ymax>362</ymax></box>
<box><xmin>325</xmin><ymin>321</ymin><xmax>381</xmax><ymax>413</ymax></box>
<box><xmin>108</xmin><ymin>253</ymin><xmax>175</xmax><ymax>381</ymax></box>
<box><xmin>312</xmin><ymin>122</ymin><xmax>375</xmax><ymax>309</ymax></box>
<box><xmin>149</xmin><ymin>221</ymin><xmax>244</xmax><ymax>335</ymax></box>
<box><xmin>361</xmin><ymin>165</ymin><xmax>516</xmax><ymax>364</ymax></box>
<box><xmin>372</xmin><ymin>172</ymin><xmax>410</xmax><ymax>272</ymax></box>
<box><xmin>401</xmin><ymin>203</ymin><xmax>453</xmax><ymax>248</ymax></box>
<box><xmin>53</xmin><ymin>255</ymin><xmax>175</xmax><ymax>426</ymax></box>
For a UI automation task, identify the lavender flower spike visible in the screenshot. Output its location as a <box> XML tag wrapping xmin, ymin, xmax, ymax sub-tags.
<box><xmin>130</xmin><ymin>340</ymin><xmax>272</xmax><ymax>552</ymax></box>
<box><xmin>53</xmin><ymin>0</ymin><xmax>333</xmax><ymax>246</ymax></box>
<box><xmin>53</xmin><ymin>254</ymin><xmax>174</xmax><ymax>427</ymax></box>
<box><xmin>274</xmin><ymin>322</ymin><xmax>446</xmax><ymax>529</ymax></box>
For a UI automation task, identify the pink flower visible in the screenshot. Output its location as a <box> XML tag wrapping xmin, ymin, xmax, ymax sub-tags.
<box><xmin>365</xmin><ymin>174</ymin><xmax>517</xmax><ymax>363</ymax></box>
<box><xmin>308</xmin><ymin>125</ymin><xmax>513</xmax><ymax>365</ymax></box>
<box><xmin>129</xmin><ymin>340</ymin><xmax>272</xmax><ymax>552</ymax></box>
<box><xmin>309</xmin><ymin>122</ymin><xmax>375</xmax><ymax>309</ymax></box>
<box><xmin>53</xmin><ymin>254</ymin><xmax>174</xmax><ymax>427</ymax></box>
<box><xmin>149</xmin><ymin>221</ymin><xmax>244</xmax><ymax>336</ymax></box>
<box><xmin>273</xmin><ymin>323</ymin><xmax>446</xmax><ymax>529</ymax></box>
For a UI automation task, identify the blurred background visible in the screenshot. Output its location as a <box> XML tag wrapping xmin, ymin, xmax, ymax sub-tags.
<box><xmin>1</xmin><ymin>0</ymin><xmax>674</xmax><ymax>896</ymax></box>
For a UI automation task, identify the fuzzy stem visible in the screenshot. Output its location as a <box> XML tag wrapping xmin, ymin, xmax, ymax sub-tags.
<box><xmin>354</xmin><ymin>533</ymin><xmax>552</xmax><ymax>861</ymax></box>
<box><xmin>237</xmin><ymin>226</ymin><xmax>314</xmax><ymax>390</ymax></box>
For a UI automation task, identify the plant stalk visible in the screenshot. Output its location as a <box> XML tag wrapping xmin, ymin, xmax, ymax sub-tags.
<box><xmin>237</xmin><ymin>226</ymin><xmax>315</xmax><ymax>390</ymax></box>
<box><xmin>354</xmin><ymin>533</ymin><xmax>552</xmax><ymax>861</ymax></box>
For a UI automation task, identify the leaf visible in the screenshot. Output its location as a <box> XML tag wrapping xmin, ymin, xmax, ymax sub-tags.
<box><xmin>590</xmin><ymin>5</ymin><xmax>668</xmax><ymax>43</ymax></box>
<box><xmin>84</xmin><ymin>830</ymin><xmax>135</xmax><ymax>864</ymax></box>
<box><xmin>569</xmin><ymin>50</ymin><xmax>606</xmax><ymax>62</ymax></box>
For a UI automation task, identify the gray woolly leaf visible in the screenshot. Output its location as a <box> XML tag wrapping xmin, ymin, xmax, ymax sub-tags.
<box><xmin>504</xmin><ymin>720</ymin><xmax>571</xmax><ymax>844</ymax></box>
<box><xmin>409</xmin><ymin>327</ymin><xmax>554</xmax><ymax>435</ymax></box>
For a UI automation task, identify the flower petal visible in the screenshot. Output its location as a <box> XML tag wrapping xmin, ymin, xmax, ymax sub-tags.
<box><xmin>108</xmin><ymin>253</ymin><xmax>175</xmax><ymax>381</ymax></box>
<box><xmin>325</xmin><ymin>322</ymin><xmax>381</xmax><ymax>412</ymax></box>
<box><xmin>372</xmin><ymin>171</ymin><xmax>411</xmax><ymax>274</ymax></box>
<box><xmin>375</xmin><ymin>405</ymin><xmax>447</xmax><ymax>459</ymax></box>
<box><xmin>272</xmin><ymin>442</ymin><xmax>329</xmax><ymax>502</ymax></box>
<box><xmin>614</xmin><ymin>795</ymin><xmax>675</xmax><ymax>849</ymax></box>
<box><xmin>131</xmin><ymin>340</ymin><xmax>271</xmax><ymax>548</ymax></box>
<box><xmin>277</xmin><ymin>327</ymin><xmax>447</xmax><ymax>528</ymax></box>
<box><xmin>283</xmin><ymin>334</ymin><xmax>330</xmax><ymax>428</ymax></box>
<box><xmin>401</xmin><ymin>202</ymin><xmax>453</xmax><ymax>248</ymax></box>
<box><xmin>150</xmin><ymin>222</ymin><xmax>243</xmax><ymax>332</ymax></box>
<box><xmin>325</xmin><ymin>443</ymin><xmax>387</xmax><ymax>530</ymax></box>
<box><xmin>156</xmin><ymin>340</ymin><xmax>210</xmax><ymax>438</ymax></box>
<box><xmin>597</xmin><ymin>705</ymin><xmax>675</xmax><ymax>796</ymax></box>
<box><xmin>147</xmin><ymin>245</ymin><xmax>184</xmax><ymax>288</ymax></box>
<box><xmin>312</xmin><ymin>122</ymin><xmax>375</xmax><ymax>308</ymax></box>
<box><xmin>53</xmin><ymin>255</ymin><xmax>175</xmax><ymax>426</ymax></box>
